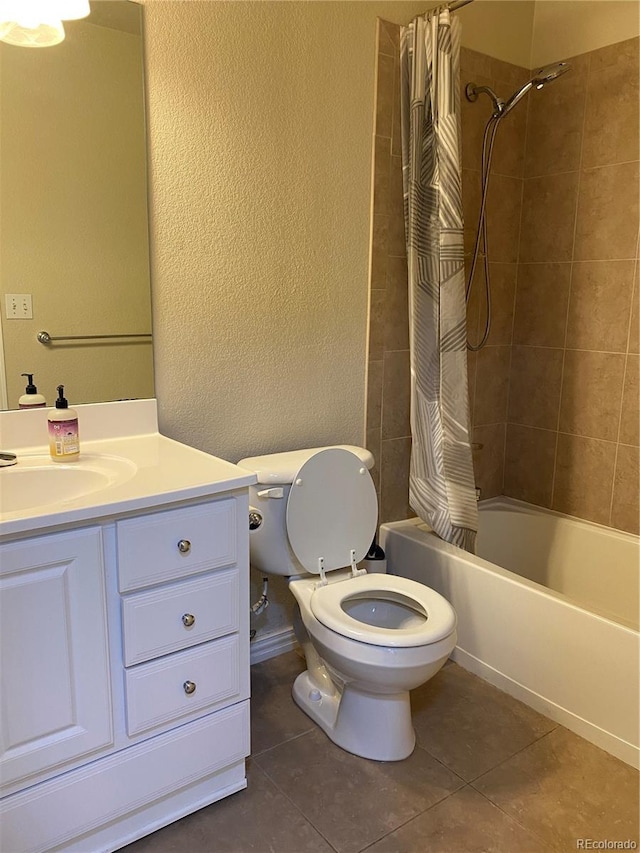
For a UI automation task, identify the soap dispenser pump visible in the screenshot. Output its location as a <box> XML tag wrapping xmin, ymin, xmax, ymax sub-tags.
<box><xmin>18</xmin><ymin>373</ymin><xmax>46</xmax><ymax>409</ymax></box>
<box><xmin>48</xmin><ymin>385</ymin><xmax>80</xmax><ymax>462</ymax></box>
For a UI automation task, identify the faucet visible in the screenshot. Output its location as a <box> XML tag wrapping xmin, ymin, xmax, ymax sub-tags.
<box><xmin>0</xmin><ymin>451</ymin><xmax>17</xmax><ymax>467</ymax></box>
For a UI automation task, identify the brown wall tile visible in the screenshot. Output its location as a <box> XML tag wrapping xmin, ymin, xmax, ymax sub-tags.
<box><xmin>628</xmin><ymin>269</ymin><xmax>639</xmax><ymax>354</ymax></box>
<box><xmin>467</xmin><ymin>350</ymin><xmax>478</xmax><ymax>427</ymax></box>
<box><xmin>368</xmin><ymin>289</ymin><xmax>385</xmax><ymax>361</ymax></box>
<box><xmin>508</xmin><ymin>346</ymin><xmax>563</xmax><ymax>430</ymax></box>
<box><xmin>611</xmin><ymin>443</ymin><xmax>639</xmax><ymax>534</ymax></box>
<box><xmin>473</xmin><ymin>423</ymin><xmax>505</xmax><ymax>498</ymax></box>
<box><xmin>381</xmin><ymin>349</ymin><xmax>411</xmax><ymax>439</ymax></box>
<box><xmin>370</xmin><ymin>214</ymin><xmax>389</xmax><ymax>289</ymax></box>
<box><xmin>574</xmin><ymin>162</ymin><xmax>640</xmax><ymax>261</ymax></box>
<box><xmin>513</xmin><ymin>263</ymin><xmax>571</xmax><ymax>347</ymax></box>
<box><xmin>372</xmin><ymin>134</ymin><xmax>391</xmax><ymax>216</ymax></box>
<box><xmin>582</xmin><ymin>37</ymin><xmax>640</xmax><ymax>169</ymax></box>
<box><xmin>474</xmin><ymin>345</ymin><xmax>511</xmax><ymax>425</ymax></box>
<box><xmin>565</xmin><ymin>261</ymin><xmax>635</xmax><ymax>352</ymax></box>
<box><xmin>384</xmin><ymin>256</ymin><xmax>409</xmax><ymax>351</ymax></box>
<box><xmin>366</xmin><ymin>426</ymin><xmax>382</xmax><ymax>497</ymax></box>
<box><xmin>461</xmin><ymin>46</ymin><xmax>493</xmax><ymax>80</ymax></box>
<box><xmin>491</xmin><ymin>99</ymin><xmax>527</xmax><ymax>178</ymax></box>
<box><xmin>460</xmin><ymin>74</ymin><xmax>494</xmax><ymax>172</ymax></box>
<box><xmin>504</xmin><ymin>424</ymin><xmax>555</xmax><ymax>506</ymax></box>
<box><xmin>377</xmin><ymin>19</ymin><xmax>398</xmax><ymax>58</ymax></box>
<box><xmin>524</xmin><ymin>54</ymin><xmax>588</xmax><ymax>178</ymax></box>
<box><xmin>559</xmin><ymin>350</ymin><xmax>626</xmax><ymax>441</ymax></box>
<box><xmin>552</xmin><ymin>433</ymin><xmax>616</xmax><ymax>524</ymax></box>
<box><xmin>486</xmin><ymin>173</ymin><xmax>523</xmax><ymax>263</ymax></box>
<box><xmin>380</xmin><ymin>437</ymin><xmax>412</xmax><ymax>523</ymax></box>
<box><xmin>619</xmin><ymin>355</ymin><xmax>639</xmax><ymax>447</ymax></box>
<box><xmin>482</xmin><ymin>264</ymin><xmax>516</xmax><ymax>346</ymax></box>
<box><xmin>366</xmin><ymin>360</ymin><xmax>383</xmax><ymax>431</ymax></box>
<box><xmin>519</xmin><ymin>171</ymin><xmax>579</xmax><ymax>263</ymax></box>
<box><xmin>375</xmin><ymin>52</ymin><xmax>395</xmax><ymax>140</ymax></box>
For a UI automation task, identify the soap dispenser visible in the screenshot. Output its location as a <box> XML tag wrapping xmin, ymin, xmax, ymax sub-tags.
<box><xmin>48</xmin><ymin>385</ymin><xmax>80</xmax><ymax>462</ymax></box>
<box><xmin>18</xmin><ymin>374</ymin><xmax>46</xmax><ymax>409</ymax></box>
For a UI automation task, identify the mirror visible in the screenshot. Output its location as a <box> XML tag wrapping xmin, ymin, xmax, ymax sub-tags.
<box><xmin>0</xmin><ymin>0</ymin><xmax>153</xmax><ymax>410</ymax></box>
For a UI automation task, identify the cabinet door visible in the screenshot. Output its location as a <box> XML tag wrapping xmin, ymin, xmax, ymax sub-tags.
<box><xmin>0</xmin><ymin>528</ymin><xmax>113</xmax><ymax>791</ymax></box>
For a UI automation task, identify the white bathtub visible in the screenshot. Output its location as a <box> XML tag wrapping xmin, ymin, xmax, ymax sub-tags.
<box><xmin>380</xmin><ymin>497</ymin><xmax>640</xmax><ymax>768</ymax></box>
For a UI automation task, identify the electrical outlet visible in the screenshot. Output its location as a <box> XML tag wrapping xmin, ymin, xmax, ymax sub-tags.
<box><xmin>5</xmin><ymin>294</ymin><xmax>33</xmax><ymax>319</ymax></box>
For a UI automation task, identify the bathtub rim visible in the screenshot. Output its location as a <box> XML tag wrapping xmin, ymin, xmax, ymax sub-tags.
<box><xmin>385</xmin><ymin>496</ymin><xmax>639</xmax><ymax>633</ymax></box>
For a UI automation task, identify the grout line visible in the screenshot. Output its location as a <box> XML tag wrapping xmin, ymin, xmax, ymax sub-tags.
<box><xmin>550</xmin><ymin>49</ymin><xmax>590</xmax><ymax>512</ymax></box>
<box><xmin>255</xmin><ymin>756</ymin><xmax>341</xmax><ymax>852</ymax></box>
<box><xmin>510</xmin><ymin>344</ymin><xmax>629</xmax><ymax>355</ymax></box>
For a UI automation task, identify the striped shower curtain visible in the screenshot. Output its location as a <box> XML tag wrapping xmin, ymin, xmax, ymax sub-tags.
<box><xmin>400</xmin><ymin>7</ymin><xmax>478</xmax><ymax>551</ymax></box>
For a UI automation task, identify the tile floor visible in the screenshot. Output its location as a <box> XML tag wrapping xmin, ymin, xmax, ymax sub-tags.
<box><xmin>123</xmin><ymin>652</ymin><xmax>639</xmax><ymax>853</ymax></box>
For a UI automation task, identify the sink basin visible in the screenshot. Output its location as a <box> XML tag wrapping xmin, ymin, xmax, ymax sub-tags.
<box><xmin>0</xmin><ymin>454</ymin><xmax>137</xmax><ymax>515</ymax></box>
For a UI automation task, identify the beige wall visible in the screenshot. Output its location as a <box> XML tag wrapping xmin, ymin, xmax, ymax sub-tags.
<box><xmin>142</xmin><ymin>0</ymin><xmax>433</xmax><ymax>469</ymax></box>
<box><xmin>531</xmin><ymin>1</ymin><xmax>640</xmax><ymax>67</ymax></box>
<box><xmin>457</xmin><ymin>0</ymin><xmax>535</xmax><ymax>66</ymax></box>
<box><xmin>142</xmin><ymin>0</ymin><xmax>430</xmax><ymax>639</ymax></box>
<box><xmin>0</xmin><ymin>20</ymin><xmax>153</xmax><ymax>409</ymax></box>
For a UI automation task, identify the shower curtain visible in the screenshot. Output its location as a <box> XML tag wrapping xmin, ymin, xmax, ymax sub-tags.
<box><xmin>400</xmin><ymin>7</ymin><xmax>478</xmax><ymax>551</ymax></box>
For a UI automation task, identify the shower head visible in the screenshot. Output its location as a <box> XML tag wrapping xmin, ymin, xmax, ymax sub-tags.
<box><xmin>500</xmin><ymin>61</ymin><xmax>571</xmax><ymax>117</ymax></box>
<box><xmin>465</xmin><ymin>61</ymin><xmax>571</xmax><ymax>119</ymax></box>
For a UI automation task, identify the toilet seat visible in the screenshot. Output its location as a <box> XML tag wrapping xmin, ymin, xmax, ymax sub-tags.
<box><xmin>310</xmin><ymin>573</ymin><xmax>456</xmax><ymax>648</ymax></box>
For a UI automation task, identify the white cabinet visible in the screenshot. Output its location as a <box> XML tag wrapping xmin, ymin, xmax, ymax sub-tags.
<box><xmin>0</xmin><ymin>528</ymin><xmax>112</xmax><ymax>790</ymax></box>
<box><xmin>0</xmin><ymin>490</ymin><xmax>250</xmax><ymax>853</ymax></box>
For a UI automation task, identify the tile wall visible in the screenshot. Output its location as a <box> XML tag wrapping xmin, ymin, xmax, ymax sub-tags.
<box><xmin>504</xmin><ymin>36</ymin><xmax>639</xmax><ymax>532</ymax></box>
<box><xmin>367</xmin><ymin>22</ymin><xmax>639</xmax><ymax>534</ymax></box>
<box><xmin>367</xmin><ymin>19</ymin><xmax>413</xmax><ymax>523</ymax></box>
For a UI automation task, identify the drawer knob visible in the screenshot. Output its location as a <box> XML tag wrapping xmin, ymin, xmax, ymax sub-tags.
<box><xmin>182</xmin><ymin>613</ymin><xmax>196</xmax><ymax>628</ymax></box>
<box><xmin>183</xmin><ymin>680</ymin><xmax>197</xmax><ymax>695</ymax></box>
<box><xmin>177</xmin><ymin>539</ymin><xmax>191</xmax><ymax>554</ymax></box>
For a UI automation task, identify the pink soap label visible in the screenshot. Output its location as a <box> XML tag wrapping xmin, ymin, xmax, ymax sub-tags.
<box><xmin>49</xmin><ymin>419</ymin><xmax>79</xmax><ymax>457</ymax></box>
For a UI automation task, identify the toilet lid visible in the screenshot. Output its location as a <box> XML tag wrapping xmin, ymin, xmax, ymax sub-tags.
<box><xmin>286</xmin><ymin>448</ymin><xmax>377</xmax><ymax>574</ymax></box>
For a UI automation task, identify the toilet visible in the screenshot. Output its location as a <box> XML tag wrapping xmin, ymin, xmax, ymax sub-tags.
<box><xmin>239</xmin><ymin>445</ymin><xmax>457</xmax><ymax>761</ymax></box>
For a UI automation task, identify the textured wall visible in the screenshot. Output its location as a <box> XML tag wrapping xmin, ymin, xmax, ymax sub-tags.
<box><xmin>141</xmin><ymin>0</ymin><xmax>429</xmax><ymax>640</ymax></box>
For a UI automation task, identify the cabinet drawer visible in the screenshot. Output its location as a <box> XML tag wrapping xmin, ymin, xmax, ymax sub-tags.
<box><xmin>117</xmin><ymin>500</ymin><xmax>237</xmax><ymax>592</ymax></box>
<box><xmin>122</xmin><ymin>568</ymin><xmax>239</xmax><ymax>666</ymax></box>
<box><xmin>125</xmin><ymin>636</ymin><xmax>240</xmax><ymax>737</ymax></box>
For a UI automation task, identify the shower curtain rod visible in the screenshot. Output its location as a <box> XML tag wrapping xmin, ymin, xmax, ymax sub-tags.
<box><xmin>449</xmin><ymin>0</ymin><xmax>474</xmax><ymax>10</ymax></box>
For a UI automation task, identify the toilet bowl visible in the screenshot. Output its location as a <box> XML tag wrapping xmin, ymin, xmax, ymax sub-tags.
<box><xmin>239</xmin><ymin>445</ymin><xmax>457</xmax><ymax>761</ymax></box>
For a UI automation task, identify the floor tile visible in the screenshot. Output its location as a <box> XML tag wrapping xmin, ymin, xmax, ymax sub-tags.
<box><xmin>473</xmin><ymin>726</ymin><xmax>640</xmax><ymax>852</ymax></box>
<box><xmin>120</xmin><ymin>761</ymin><xmax>333</xmax><ymax>853</ymax></box>
<box><xmin>411</xmin><ymin>663</ymin><xmax>557</xmax><ymax>781</ymax></box>
<box><xmin>250</xmin><ymin>650</ymin><xmax>313</xmax><ymax>755</ymax></box>
<box><xmin>364</xmin><ymin>785</ymin><xmax>553</xmax><ymax>853</ymax></box>
<box><xmin>255</xmin><ymin>728</ymin><xmax>463</xmax><ymax>853</ymax></box>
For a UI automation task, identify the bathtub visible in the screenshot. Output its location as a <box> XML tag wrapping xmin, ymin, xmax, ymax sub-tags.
<box><xmin>380</xmin><ymin>497</ymin><xmax>640</xmax><ymax>768</ymax></box>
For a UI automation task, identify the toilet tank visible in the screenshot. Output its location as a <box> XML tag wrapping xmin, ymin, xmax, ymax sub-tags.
<box><xmin>238</xmin><ymin>445</ymin><xmax>374</xmax><ymax>577</ymax></box>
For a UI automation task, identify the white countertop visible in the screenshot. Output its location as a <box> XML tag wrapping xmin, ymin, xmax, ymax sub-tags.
<box><xmin>0</xmin><ymin>401</ymin><xmax>256</xmax><ymax>539</ymax></box>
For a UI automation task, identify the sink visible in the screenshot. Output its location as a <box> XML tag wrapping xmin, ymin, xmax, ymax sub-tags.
<box><xmin>0</xmin><ymin>454</ymin><xmax>137</xmax><ymax>515</ymax></box>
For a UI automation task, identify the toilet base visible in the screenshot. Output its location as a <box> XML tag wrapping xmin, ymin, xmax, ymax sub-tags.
<box><xmin>292</xmin><ymin>670</ymin><xmax>416</xmax><ymax>761</ymax></box>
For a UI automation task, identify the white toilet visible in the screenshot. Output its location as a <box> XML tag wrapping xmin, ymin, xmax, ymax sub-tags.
<box><xmin>240</xmin><ymin>445</ymin><xmax>457</xmax><ymax>761</ymax></box>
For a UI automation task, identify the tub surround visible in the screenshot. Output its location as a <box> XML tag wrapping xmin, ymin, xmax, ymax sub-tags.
<box><xmin>0</xmin><ymin>400</ymin><xmax>255</xmax><ymax>852</ymax></box>
<box><xmin>366</xmin><ymin>25</ymin><xmax>639</xmax><ymax>535</ymax></box>
<box><xmin>381</xmin><ymin>497</ymin><xmax>640</xmax><ymax>769</ymax></box>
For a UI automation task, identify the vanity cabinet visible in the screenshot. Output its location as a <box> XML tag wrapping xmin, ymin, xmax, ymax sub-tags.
<box><xmin>0</xmin><ymin>528</ymin><xmax>112</xmax><ymax>790</ymax></box>
<box><xmin>0</xmin><ymin>490</ymin><xmax>251</xmax><ymax>853</ymax></box>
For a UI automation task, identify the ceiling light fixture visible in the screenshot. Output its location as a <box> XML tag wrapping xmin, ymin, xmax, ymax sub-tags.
<box><xmin>0</xmin><ymin>0</ymin><xmax>90</xmax><ymax>48</ymax></box>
